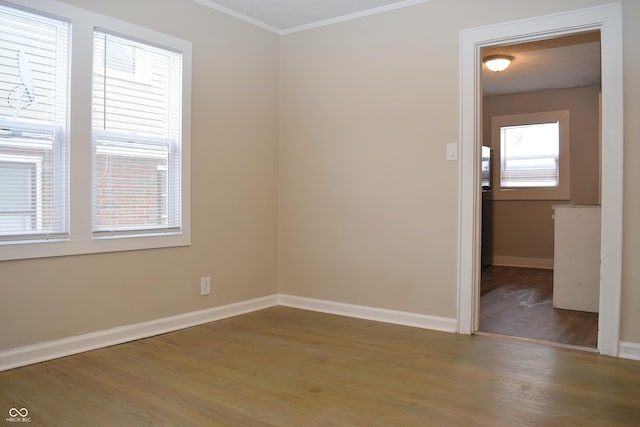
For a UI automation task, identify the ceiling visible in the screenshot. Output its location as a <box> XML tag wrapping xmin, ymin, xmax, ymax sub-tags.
<box><xmin>482</xmin><ymin>32</ymin><xmax>601</xmax><ymax>96</ymax></box>
<box><xmin>192</xmin><ymin>0</ymin><xmax>430</xmax><ymax>34</ymax></box>
<box><xmin>192</xmin><ymin>1</ymin><xmax>601</xmax><ymax>96</ymax></box>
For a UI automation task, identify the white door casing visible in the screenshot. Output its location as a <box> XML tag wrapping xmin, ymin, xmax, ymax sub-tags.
<box><xmin>457</xmin><ymin>3</ymin><xmax>623</xmax><ymax>356</ymax></box>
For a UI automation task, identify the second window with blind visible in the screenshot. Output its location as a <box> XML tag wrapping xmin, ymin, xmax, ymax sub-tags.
<box><xmin>92</xmin><ymin>31</ymin><xmax>183</xmax><ymax>238</ymax></box>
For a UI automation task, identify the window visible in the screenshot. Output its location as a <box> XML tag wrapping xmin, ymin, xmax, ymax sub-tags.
<box><xmin>491</xmin><ymin>111</ymin><xmax>570</xmax><ymax>200</ymax></box>
<box><xmin>0</xmin><ymin>1</ymin><xmax>191</xmax><ymax>261</ymax></box>
<box><xmin>500</xmin><ymin>122</ymin><xmax>560</xmax><ymax>188</ymax></box>
<box><xmin>0</xmin><ymin>4</ymin><xmax>69</xmax><ymax>242</ymax></box>
<box><xmin>92</xmin><ymin>31</ymin><xmax>182</xmax><ymax>237</ymax></box>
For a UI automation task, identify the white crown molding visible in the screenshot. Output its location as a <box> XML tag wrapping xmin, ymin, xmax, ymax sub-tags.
<box><xmin>279</xmin><ymin>0</ymin><xmax>434</xmax><ymax>35</ymax></box>
<box><xmin>191</xmin><ymin>0</ymin><xmax>434</xmax><ymax>36</ymax></box>
<box><xmin>279</xmin><ymin>294</ymin><xmax>457</xmax><ymax>332</ymax></box>
<box><xmin>191</xmin><ymin>0</ymin><xmax>281</xmax><ymax>34</ymax></box>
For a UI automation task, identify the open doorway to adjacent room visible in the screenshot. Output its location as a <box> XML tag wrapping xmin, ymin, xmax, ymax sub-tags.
<box><xmin>478</xmin><ymin>32</ymin><xmax>601</xmax><ymax>348</ymax></box>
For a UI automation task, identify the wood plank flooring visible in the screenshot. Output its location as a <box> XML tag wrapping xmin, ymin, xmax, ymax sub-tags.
<box><xmin>480</xmin><ymin>266</ymin><xmax>599</xmax><ymax>348</ymax></box>
<box><xmin>1</xmin><ymin>307</ymin><xmax>639</xmax><ymax>426</ymax></box>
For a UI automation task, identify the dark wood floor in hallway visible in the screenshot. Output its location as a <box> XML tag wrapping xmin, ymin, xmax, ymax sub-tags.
<box><xmin>480</xmin><ymin>265</ymin><xmax>598</xmax><ymax>347</ymax></box>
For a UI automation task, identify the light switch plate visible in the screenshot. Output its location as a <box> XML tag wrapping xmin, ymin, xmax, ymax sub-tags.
<box><xmin>447</xmin><ymin>143</ymin><xmax>458</xmax><ymax>161</ymax></box>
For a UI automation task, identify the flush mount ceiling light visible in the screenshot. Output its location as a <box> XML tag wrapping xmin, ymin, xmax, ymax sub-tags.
<box><xmin>483</xmin><ymin>54</ymin><xmax>515</xmax><ymax>72</ymax></box>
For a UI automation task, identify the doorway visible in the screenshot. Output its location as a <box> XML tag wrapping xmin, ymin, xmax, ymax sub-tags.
<box><xmin>477</xmin><ymin>34</ymin><xmax>601</xmax><ymax>348</ymax></box>
<box><xmin>457</xmin><ymin>3</ymin><xmax>623</xmax><ymax>357</ymax></box>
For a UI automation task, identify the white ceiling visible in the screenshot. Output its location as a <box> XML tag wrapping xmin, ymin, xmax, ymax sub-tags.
<box><xmin>192</xmin><ymin>1</ymin><xmax>601</xmax><ymax>96</ymax></box>
<box><xmin>192</xmin><ymin>0</ymin><xmax>430</xmax><ymax>34</ymax></box>
<box><xmin>482</xmin><ymin>42</ymin><xmax>601</xmax><ymax>96</ymax></box>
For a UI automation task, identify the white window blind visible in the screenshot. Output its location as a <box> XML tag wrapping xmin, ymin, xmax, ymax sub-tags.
<box><xmin>0</xmin><ymin>4</ymin><xmax>69</xmax><ymax>242</ymax></box>
<box><xmin>500</xmin><ymin>122</ymin><xmax>560</xmax><ymax>188</ymax></box>
<box><xmin>92</xmin><ymin>30</ymin><xmax>182</xmax><ymax>237</ymax></box>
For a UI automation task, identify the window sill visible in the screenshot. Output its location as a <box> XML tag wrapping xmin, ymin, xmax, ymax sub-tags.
<box><xmin>491</xmin><ymin>187</ymin><xmax>570</xmax><ymax>201</ymax></box>
<box><xmin>0</xmin><ymin>231</ymin><xmax>190</xmax><ymax>261</ymax></box>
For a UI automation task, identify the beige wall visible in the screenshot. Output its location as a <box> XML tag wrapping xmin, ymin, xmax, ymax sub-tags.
<box><xmin>0</xmin><ymin>0</ymin><xmax>280</xmax><ymax>351</ymax></box>
<box><xmin>2</xmin><ymin>0</ymin><xmax>639</xmax><ymax>351</ymax></box>
<box><xmin>483</xmin><ymin>85</ymin><xmax>601</xmax><ymax>261</ymax></box>
<box><xmin>278</xmin><ymin>4</ymin><xmax>462</xmax><ymax>317</ymax></box>
<box><xmin>278</xmin><ymin>0</ymin><xmax>640</xmax><ymax>344</ymax></box>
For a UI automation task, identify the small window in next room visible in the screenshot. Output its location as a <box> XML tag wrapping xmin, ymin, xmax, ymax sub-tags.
<box><xmin>491</xmin><ymin>110</ymin><xmax>570</xmax><ymax>200</ymax></box>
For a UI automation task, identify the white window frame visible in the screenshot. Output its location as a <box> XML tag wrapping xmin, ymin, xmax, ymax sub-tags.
<box><xmin>491</xmin><ymin>110</ymin><xmax>570</xmax><ymax>200</ymax></box>
<box><xmin>0</xmin><ymin>0</ymin><xmax>191</xmax><ymax>261</ymax></box>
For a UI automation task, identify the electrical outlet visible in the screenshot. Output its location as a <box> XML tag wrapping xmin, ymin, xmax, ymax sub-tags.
<box><xmin>200</xmin><ymin>276</ymin><xmax>211</xmax><ymax>296</ymax></box>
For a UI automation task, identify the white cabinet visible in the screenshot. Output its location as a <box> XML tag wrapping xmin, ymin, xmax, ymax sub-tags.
<box><xmin>552</xmin><ymin>205</ymin><xmax>601</xmax><ymax>313</ymax></box>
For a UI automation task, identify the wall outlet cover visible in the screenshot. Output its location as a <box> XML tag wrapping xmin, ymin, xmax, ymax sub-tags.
<box><xmin>200</xmin><ymin>276</ymin><xmax>211</xmax><ymax>295</ymax></box>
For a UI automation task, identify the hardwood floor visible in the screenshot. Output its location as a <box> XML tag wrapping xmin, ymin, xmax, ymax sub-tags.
<box><xmin>480</xmin><ymin>266</ymin><xmax>599</xmax><ymax>348</ymax></box>
<box><xmin>2</xmin><ymin>307</ymin><xmax>639</xmax><ymax>426</ymax></box>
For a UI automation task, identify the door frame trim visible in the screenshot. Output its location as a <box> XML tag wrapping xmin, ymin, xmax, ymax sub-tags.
<box><xmin>457</xmin><ymin>3</ymin><xmax>623</xmax><ymax>356</ymax></box>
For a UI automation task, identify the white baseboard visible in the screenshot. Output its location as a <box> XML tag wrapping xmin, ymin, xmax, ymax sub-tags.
<box><xmin>0</xmin><ymin>295</ymin><xmax>278</xmax><ymax>372</ymax></box>
<box><xmin>619</xmin><ymin>341</ymin><xmax>640</xmax><ymax>361</ymax></box>
<box><xmin>279</xmin><ymin>294</ymin><xmax>457</xmax><ymax>333</ymax></box>
<box><xmin>492</xmin><ymin>255</ymin><xmax>554</xmax><ymax>270</ymax></box>
<box><xmin>21</xmin><ymin>292</ymin><xmax>634</xmax><ymax>371</ymax></box>
<box><xmin>0</xmin><ymin>294</ymin><xmax>456</xmax><ymax>372</ymax></box>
